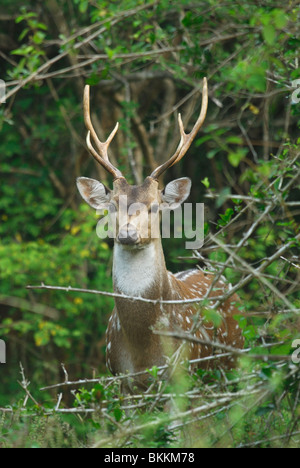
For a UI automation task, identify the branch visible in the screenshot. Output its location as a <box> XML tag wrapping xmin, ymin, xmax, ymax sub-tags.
<box><xmin>5</xmin><ymin>31</ymin><xmax>249</xmax><ymax>95</ymax></box>
<box><xmin>18</xmin><ymin>362</ymin><xmax>41</xmax><ymax>408</ymax></box>
<box><xmin>91</xmin><ymin>388</ymin><xmax>266</xmax><ymax>448</ymax></box>
<box><xmin>5</xmin><ymin>1</ymin><xmax>160</xmax><ymax>100</ymax></box>
<box><xmin>0</xmin><ymin>294</ymin><xmax>59</xmax><ymax>319</ymax></box>
<box><xmin>26</xmin><ymin>282</ymin><xmax>228</xmax><ymax>305</ymax></box>
<box><xmin>39</xmin><ymin>341</ymin><xmax>282</xmax><ymax>392</ymax></box>
<box><xmin>153</xmin><ymin>329</ymin><xmax>293</xmax><ymax>362</ymax></box>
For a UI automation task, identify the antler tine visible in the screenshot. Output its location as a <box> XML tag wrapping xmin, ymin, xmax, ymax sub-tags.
<box><xmin>83</xmin><ymin>85</ymin><xmax>123</xmax><ymax>179</ymax></box>
<box><xmin>150</xmin><ymin>77</ymin><xmax>208</xmax><ymax>180</ymax></box>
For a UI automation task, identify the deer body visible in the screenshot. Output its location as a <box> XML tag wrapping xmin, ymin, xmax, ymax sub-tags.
<box><xmin>107</xmin><ymin>225</ymin><xmax>243</xmax><ymax>390</ymax></box>
<box><xmin>77</xmin><ymin>80</ymin><xmax>244</xmax><ymax>391</ymax></box>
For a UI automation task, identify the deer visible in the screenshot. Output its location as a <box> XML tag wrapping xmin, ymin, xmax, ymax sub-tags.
<box><xmin>76</xmin><ymin>79</ymin><xmax>244</xmax><ymax>391</ymax></box>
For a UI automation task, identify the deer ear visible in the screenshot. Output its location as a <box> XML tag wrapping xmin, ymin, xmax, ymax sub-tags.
<box><xmin>76</xmin><ymin>177</ymin><xmax>111</xmax><ymax>209</ymax></box>
<box><xmin>161</xmin><ymin>177</ymin><xmax>191</xmax><ymax>207</ymax></box>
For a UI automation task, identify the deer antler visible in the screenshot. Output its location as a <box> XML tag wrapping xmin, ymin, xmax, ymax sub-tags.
<box><xmin>150</xmin><ymin>78</ymin><xmax>208</xmax><ymax>180</ymax></box>
<box><xmin>83</xmin><ymin>85</ymin><xmax>124</xmax><ymax>180</ymax></box>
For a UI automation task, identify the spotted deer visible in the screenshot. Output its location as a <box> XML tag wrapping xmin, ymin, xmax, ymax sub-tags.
<box><xmin>77</xmin><ymin>79</ymin><xmax>244</xmax><ymax>390</ymax></box>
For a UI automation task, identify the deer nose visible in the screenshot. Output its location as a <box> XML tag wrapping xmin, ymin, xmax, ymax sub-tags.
<box><xmin>117</xmin><ymin>223</ymin><xmax>139</xmax><ymax>245</ymax></box>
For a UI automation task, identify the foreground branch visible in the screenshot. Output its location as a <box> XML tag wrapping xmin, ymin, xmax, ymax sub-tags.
<box><xmin>26</xmin><ymin>283</ymin><xmax>226</xmax><ymax>305</ymax></box>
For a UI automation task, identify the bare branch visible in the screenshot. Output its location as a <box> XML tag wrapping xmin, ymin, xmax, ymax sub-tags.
<box><xmin>153</xmin><ymin>329</ymin><xmax>293</xmax><ymax>362</ymax></box>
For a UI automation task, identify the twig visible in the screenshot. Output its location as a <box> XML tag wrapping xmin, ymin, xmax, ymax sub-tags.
<box><xmin>237</xmin><ymin>431</ymin><xmax>300</xmax><ymax>448</ymax></box>
<box><xmin>61</xmin><ymin>363</ymin><xmax>69</xmax><ymax>383</ymax></box>
<box><xmin>280</xmin><ymin>256</ymin><xmax>300</xmax><ymax>270</ymax></box>
<box><xmin>205</xmin><ymin>192</ymin><xmax>300</xmax><ymax>207</ymax></box>
<box><xmin>18</xmin><ymin>363</ymin><xmax>41</xmax><ymax>408</ymax></box>
<box><xmin>55</xmin><ymin>393</ymin><xmax>63</xmax><ymax>411</ymax></box>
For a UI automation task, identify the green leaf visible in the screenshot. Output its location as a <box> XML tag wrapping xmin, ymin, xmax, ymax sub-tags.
<box><xmin>32</xmin><ymin>31</ymin><xmax>46</xmax><ymax>45</ymax></box>
<box><xmin>272</xmin><ymin>9</ymin><xmax>288</xmax><ymax>29</ymax></box>
<box><xmin>246</xmin><ymin>73</ymin><xmax>266</xmax><ymax>92</ymax></box>
<box><xmin>201</xmin><ymin>177</ymin><xmax>210</xmax><ymax>188</ymax></box>
<box><xmin>86</xmin><ymin>74</ymin><xmax>101</xmax><ymax>86</ymax></box>
<box><xmin>18</xmin><ymin>27</ymin><xmax>30</xmax><ymax>41</ymax></box>
<box><xmin>226</xmin><ymin>136</ymin><xmax>243</xmax><ymax>145</ymax></box>
<box><xmin>146</xmin><ymin>365</ymin><xmax>158</xmax><ymax>378</ymax></box>
<box><xmin>218</xmin><ymin>208</ymin><xmax>234</xmax><ymax>227</ymax></box>
<box><xmin>228</xmin><ymin>148</ymin><xmax>247</xmax><ymax>167</ymax></box>
<box><xmin>263</xmin><ymin>24</ymin><xmax>276</xmax><ymax>45</ymax></box>
<box><xmin>16</xmin><ymin>11</ymin><xmax>37</xmax><ymax>23</ymax></box>
<box><xmin>203</xmin><ymin>308</ymin><xmax>223</xmax><ymax>328</ymax></box>
<box><xmin>11</xmin><ymin>45</ymin><xmax>34</xmax><ymax>56</ymax></box>
<box><xmin>114</xmin><ymin>407</ymin><xmax>123</xmax><ymax>422</ymax></box>
<box><xmin>105</xmin><ymin>47</ymin><xmax>117</xmax><ymax>59</ymax></box>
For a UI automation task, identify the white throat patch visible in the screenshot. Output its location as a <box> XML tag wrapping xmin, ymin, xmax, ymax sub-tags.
<box><xmin>113</xmin><ymin>243</ymin><xmax>157</xmax><ymax>297</ymax></box>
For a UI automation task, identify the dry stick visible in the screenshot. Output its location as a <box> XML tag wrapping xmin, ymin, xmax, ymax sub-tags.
<box><xmin>39</xmin><ymin>341</ymin><xmax>283</xmax><ymax>392</ymax></box>
<box><xmin>91</xmin><ymin>388</ymin><xmax>264</xmax><ymax>448</ymax></box>
<box><xmin>0</xmin><ymin>386</ymin><xmax>262</xmax><ymax>418</ymax></box>
<box><xmin>61</xmin><ymin>363</ymin><xmax>69</xmax><ymax>383</ymax></box>
<box><xmin>55</xmin><ymin>393</ymin><xmax>63</xmax><ymax>412</ymax></box>
<box><xmin>207</xmin><ymin>158</ymin><xmax>293</xmax><ymax>288</ymax></box>
<box><xmin>211</xmin><ymin>235</ymin><xmax>297</xmax><ymax>313</ymax></box>
<box><xmin>18</xmin><ymin>362</ymin><xmax>41</xmax><ymax>408</ymax></box>
<box><xmin>281</xmin><ymin>256</ymin><xmax>300</xmax><ymax>270</ymax></box>
<box><xmin>186</xmin><ymin>203</ymin><xmax>275</xmax><ymax>340</ymax></box>
<box><xmin>39</xmin><ymin>357</ymin><xmax>220</xmax><ymax>392</ymax></box>
<box><xmin>237</xmin><ymin>431</ymin><xmax>300</xmax><ymax>449</ymax></box>
<box><xmin>194</xmin><ymin>227</ymin><xmax>300</xmax><ymax>313</ymax></box>
<box><xmin>205</xmin><ymin>192</ymin><xmax>300</xmax><ymax>207</ymax></box>
<box><xmin>153</xmin><ymin>330</ymin><xmax>293</xmax><ymax>362</ymax></box>
<box><xmin>26</xmin><ymin>283</ymin><xmax>228</xmax><ymax>305</ymax></box>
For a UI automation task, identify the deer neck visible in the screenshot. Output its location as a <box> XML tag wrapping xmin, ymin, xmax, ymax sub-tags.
<box><xmin>112</xmin><ymin>239</ymin><xmax>170</xmax><ymax>348</ymax></box>
<box><xmin>113</xmin><ymin>239</ymin><xmax>167</xmax><ymax>299</ymax></box>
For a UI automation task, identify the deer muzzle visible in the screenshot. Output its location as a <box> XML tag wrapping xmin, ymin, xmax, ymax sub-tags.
<box><xmin>117</xmin><ymin>223</ymin><xmax>139</xmax><ymax>245</ymax></box>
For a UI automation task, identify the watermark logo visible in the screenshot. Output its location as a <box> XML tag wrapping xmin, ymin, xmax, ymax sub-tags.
<box><xmin>95</xmin><ymin>197</ymin><xmax>204</xmax><ymax>249</ymax></box>
<box><xmin>291</xmin><ymin>339</ymin><xmax>300</xmax><ymax>364</ymax></box>
<box><xmin>0</xmin><ymin>79</ymin><xmax>6</xmax><ymax>104</ymax></box>
<box><xmin>291</xmin><ymin>79</ymin><xmax>300</xmax><ymax>104</ymax></box>
<box><xmin>0</xmin><ymin>339</ymin><xmax>6</xmax><ymax>364</ymax></box>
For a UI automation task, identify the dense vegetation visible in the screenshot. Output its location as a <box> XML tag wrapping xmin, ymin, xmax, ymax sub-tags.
<box><xmin>0</xmin><ymin>0</ymin><xmax>299</xmax><ymax>448</ymax></box>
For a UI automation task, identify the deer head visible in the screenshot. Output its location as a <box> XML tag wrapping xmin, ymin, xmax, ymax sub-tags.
<box><xmin>77</xmin><ymin>80</ymin><xmax>208</xmax><ymax>247</ymax></box>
